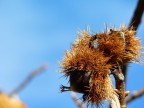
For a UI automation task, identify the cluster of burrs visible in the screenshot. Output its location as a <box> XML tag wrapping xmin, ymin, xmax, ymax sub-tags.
<box><xmin>60</xmin><ymin>25</ymin><xmax>141</xmax><ymax>106</ymax></box>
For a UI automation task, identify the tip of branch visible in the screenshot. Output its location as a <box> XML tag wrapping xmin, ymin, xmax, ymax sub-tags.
<box><xmin>43</xmin><ymin>63</ymin><xmax>49</xmax><ymax>70</ymax></box>
<box><xmin>71</xmin><ymin>92</ymin><xmax>85</xmax><ymax>108</ymax></box>
<box><xmin>32</xmin><ymin>63</ymin><xmax>49</xmax><ymax>75</ymax></box>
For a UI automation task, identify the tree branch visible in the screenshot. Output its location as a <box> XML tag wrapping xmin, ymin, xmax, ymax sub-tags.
<box><xmin>112</xmin><ymin>63</ymin><xmax>126</xmax><ymax>108</ymax></box>
<box><xmin>123</xmin><ymin>0</ymin><xmax>144</xmax><ymax>82</ymax></box>
<box><xmin>129</xmin><ymin>0</ymin><xmax>144</xmax><ymax>30</ymax></box>
<box><xmin>71</xmin><ymin>92</ymin><xmax>85</xmax><ymax>108</ymax></box>
<box><xmin>9</xmin><ymin>63</ymin><xmax>48</xmax><ymax>95</ymax></box>
<box><xmin>110</xmin><ymin>93</ymin><xmax>120</xmax><ymax>108</ymax></box>
<box><xmin>126</xmin><ymin>88</ymin><xmax>144</xmax><ymax>103</ymax></box>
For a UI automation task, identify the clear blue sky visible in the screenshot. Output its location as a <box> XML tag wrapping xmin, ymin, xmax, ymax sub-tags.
<box><xmin>0</xmin><ymin>0</ymin><xmax>144</xmax><ymax>108</ymax></box>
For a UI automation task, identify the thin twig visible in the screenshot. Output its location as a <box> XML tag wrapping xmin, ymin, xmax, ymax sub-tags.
<box><xmin>126</xmin><ymin>88</ymin><xmax>144</xmax><ymax>103</ymax></box>
<box><xmin>71</xmin><ymin>92</ymin><xmax>85</xmax><ymax>108</ymax></box>
<box><xmin>9</xmin><ymin>63</ymin><xmax>48</xmax><ymax>95</ymax></box>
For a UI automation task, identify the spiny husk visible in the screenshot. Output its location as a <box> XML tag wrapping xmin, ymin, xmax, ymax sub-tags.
<box><xmin>61</xmin><ymin>31</ymin><xmax>111</xmax><ymax>75</ymax></box>
<box><xmin>122</xmin><ymin>27</ymin><xmax>141</xmax><ymax>62</ymax></box>
<box><xmin>60</xmin><ymin>26</ymin><xmax>141</xmax><ymax>106</ymax></box>
<box><xmin>97</xmin><ymin>31</ymin><xmax>125</xmax><ymax>62</ymax></box>
<box><xmin>88</xmin><ymin>74</ymin><xmax>115</xmax><ymax>106</ymax></box>
<box><xmin>60</xmin><ymin>30</ymin><xmax>115</xmax><ymax>106</ymax></box>
<box><xmin>97</xmin><ymin>26</ymin><xmax>141</xmax><ymax>63</ymax></box>
<box><xmin>87</xmin><ymin>55</ymin><xmax>115</xmax><ymax>106</ymax></box>
<box><xmin>0</xmin><ymin>92</ymin><xmax>27</xmax><ymax>108</ymax></box>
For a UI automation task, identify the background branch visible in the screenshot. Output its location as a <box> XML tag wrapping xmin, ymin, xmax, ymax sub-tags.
<box><xmin>9</xmin><ymin>63</ymin><xmax>48</xmax><ymax>95</ymax></box>
<box><xmin>126</xmin><ymin>88</ymin><xmax>144</xmax><ymax>103</ymax></box>
<box><xmin>71</xmin><ymin>92</ymin><xmax>85</xmax><ymax>108</ymax></box>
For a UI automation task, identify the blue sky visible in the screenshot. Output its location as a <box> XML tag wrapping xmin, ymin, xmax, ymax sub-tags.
<box><xmin>0</xmin><ymin>0</ymin><xmax>144</xmax><ymax>108</ymax></box>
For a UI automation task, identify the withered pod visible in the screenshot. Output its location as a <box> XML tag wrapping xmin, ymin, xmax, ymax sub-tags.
<box><xmin>60</xmin><ymin>26</ymin><xmax>141</xmax><ymax>106</ymax></box>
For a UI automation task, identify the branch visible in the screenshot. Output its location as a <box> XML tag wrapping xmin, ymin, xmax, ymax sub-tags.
<box><xmin>112</xmin><ymin>63</ymin><xmax>126</xmax><ymax>108</ymax></box>
<box><xmin>126</xmin><ymin>88</ymin><xmax>144</xmax><ymax>103</ymax></box>
<box><xmin>123</xmin><ymin>0</ymin><xmax>144</xmax><ymax>81</ymax></box>
<box><xmin>71</xmin><ymin>92</ymin><xmax>85</xmax><ymax>108</ymax></box>
<box><xmin>9</xmin><ymin>63</ymin><xmax>48</xmax><ymax>95</ymax></box>
<box><xmin>129</xmin><ymin>0</ymin><xmax>144</xmax><ymax>30</ymax></box>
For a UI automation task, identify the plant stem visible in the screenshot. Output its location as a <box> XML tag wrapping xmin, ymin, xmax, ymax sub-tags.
<box><xmin>123</xmin><ymin>0</ymin><xmax>144</xmax><ymax>83</ymax></box>
<box><xmin>113</xmin><ymin>64</ymin><xmax>126</xmax><ymax>108</ymax></box>
<box><xmin>115</xmin><ymin>79</ymin><xmax>126</xmax><ymax>108</ymax></box>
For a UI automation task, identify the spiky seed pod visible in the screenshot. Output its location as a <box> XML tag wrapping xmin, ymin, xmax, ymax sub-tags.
<box><xmin>97</xmin><ymin>31</ymin><xmax>126</xmax><ymax>62</ymax></box>
<box><xmin>60</xmin><ymin>31</ymin><xmax>92</xmax><ymax>75</ymax></box>
<box><xmin>88</xmin><ymin>74</ymin><xmax>115</xmax><ymax>106</ymax></box>
<box><xmin>96</xmin><ymin>26</ymin><xmax>141</xmax><ymax>63</ymax></box>
<box><xmin>60</xmin><ymin>30</ymin><xmax>115</xmax><ymax>106</ymax></box>
<box><xmin>121</xmin><ymin>27</ymin><xmax>141</xmax><ymax>62</ymax></box>
<box><xmin>0</xmin><ymin>92</ymin><xmax>27</xmax><ymax>108</ymax></box>
<box><xmin>87</xmin><ymin>57</ymin><xmax>115</xmax><ymax>106</ymax></box>
<box><xmin>60</xmin><ymin>26</ymin><xmax>141</xmax><ymax>107</ymax></box>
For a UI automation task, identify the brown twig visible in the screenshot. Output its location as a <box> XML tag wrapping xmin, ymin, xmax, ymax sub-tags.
<box><xmin>126</xmin><ymin>88</ymin><xmax>144</xmax><ymax>103</ymax></box>
<box><xmin>129</xmin><ymin>0</ymin><xmax>144</xmax><ymax>30</ymax></box>
<box><xmin>71</xmin><ymin>92</ymin><xmax>85</xmax><ymax>108</ymax></box>
<box><xmin>123</xmin><ymin>0</ymin><xmax>144</xmax><ymax>82</ymax></box>
<box><xmin>9</xmin><ymin>63</ymin><xmax>48</xmax><ymax>95</ymax></box>
<box><xmin>115</xmin><ymin>80</ymin><xmax>126</xmax><ymax>108</ymax></box>
<box><xmin>112</xmin><ymin>63</ymin><xmax>126</xmax><ymax>108</ymax></box>
<box><xmin>117</xmin><ymin>0</ymin><xmax>144</xmax><ymax>107</ymax></box>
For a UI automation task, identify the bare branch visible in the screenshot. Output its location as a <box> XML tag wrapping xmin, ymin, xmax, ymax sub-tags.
<box><xmin>126</xmin><ymin>88</ymin><xmax>144</xmax><ymax>103</ymax></box>
<box><xmin>120</xmin><ymin>1</ymin><xmax>144</xmax><ymax>106</ymax></box>
<box><xmin>112</xmin><ymin>63</ymin><xmax>126</xmax><ymax>108</ymax></box>
<box><xmin>9</xmin><ymin>63</ymin><xmax>48</xmax><ymax>95</ymax></box>
<box><xmin>71</xmin><ymin>92</ymin><xmax>85</xmax><ymax>108</ymax></box>
<box><xmin>123</xmin><ymin>0</ymin><xmax>144</xmax><ymax>81</ymax></box>
<box><xmin>129</xmin><ymin>0</ymin><xmax>144</xmax><ymax>30</ymax></box>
